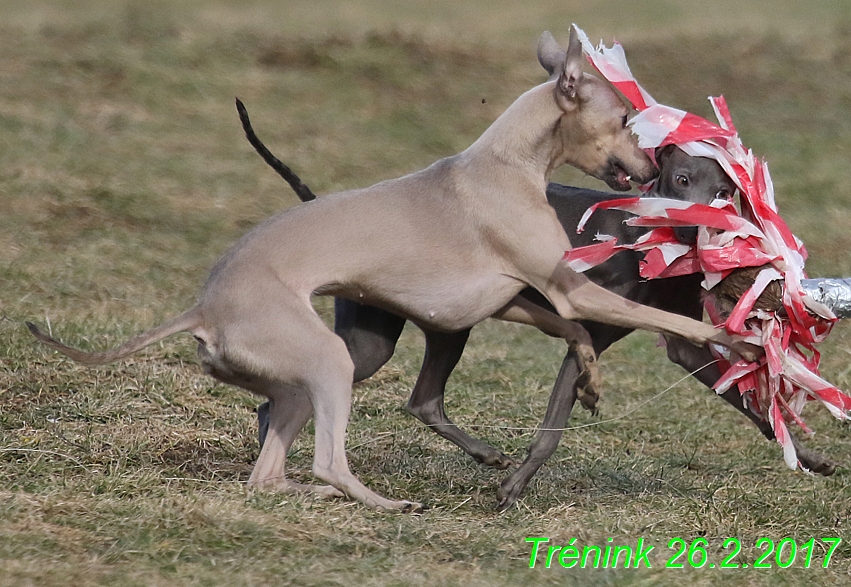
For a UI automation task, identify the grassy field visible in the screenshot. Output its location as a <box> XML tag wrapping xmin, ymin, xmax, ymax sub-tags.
<box><xmin>5</xmin><ymin>1</ymin><xmax>851</xmax><ymax>585</ymax></box>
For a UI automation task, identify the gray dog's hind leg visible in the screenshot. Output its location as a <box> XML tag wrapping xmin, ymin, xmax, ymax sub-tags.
<box><xmin>257</xmin><ymin>401</ymin><xmax>271</xmax><ymax>449</ymax></box>
<box><xmin>334</xmin><ymin>299</ymin><xmax>406</xmax><ymax>382</ymax></box>
<box><xmin>664</xmin><ymin>336</ymin><xmax>837</xmax><ymax>475</ymax></box>
<box><xmin>406</xmin><ymin>328</ymin><xmax>517</xmax><ymax>470</ymax></box>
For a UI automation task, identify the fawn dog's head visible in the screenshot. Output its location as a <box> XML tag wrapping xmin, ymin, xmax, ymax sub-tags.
<box><xmin>538</xmin><ymin>26</ymin><xmax>656</xmax><ymax>191</ymax></box>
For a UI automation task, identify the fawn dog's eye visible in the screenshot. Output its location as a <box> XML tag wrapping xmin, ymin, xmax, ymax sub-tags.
<box><xmin>621</xmin><ymin>114</ymin><xmax>628</xmax><ymax>128</ymax></box>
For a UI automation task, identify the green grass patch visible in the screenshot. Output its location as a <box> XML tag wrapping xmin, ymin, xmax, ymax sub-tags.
<box><xmin>4</xmin><ymin>2</ymin><xmax>851</xmax><ymax>585</ymax></box>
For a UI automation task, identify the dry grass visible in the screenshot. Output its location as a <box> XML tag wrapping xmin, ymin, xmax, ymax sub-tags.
<box><xmin>4</xmin><ymin>1</ymin><xmax>851</xmax><ymax>585</ymax></box>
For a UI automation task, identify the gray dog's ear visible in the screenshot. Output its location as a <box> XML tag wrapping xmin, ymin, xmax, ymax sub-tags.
<box><xmin>655</xmin><ymin>144</ymin><xmax>678</xmax><ymax>166</ymax></box>
<box><xmin>537</xmin><ymin>31</ymin><xmax>567</xmax><ymax>76</ymax></box>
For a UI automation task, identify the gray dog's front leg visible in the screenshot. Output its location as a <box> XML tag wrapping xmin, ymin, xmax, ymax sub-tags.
<box><xmin>496</xmin><ymin>351</ymin><xmax>580</xmax><ymax>510</ymax></box>
<box><xmin>664</xmin><ymin>336</ymin><xmax>837</xmax><ymax>475</ymax></box>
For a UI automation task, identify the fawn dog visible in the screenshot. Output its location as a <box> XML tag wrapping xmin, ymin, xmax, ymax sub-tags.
<box><xmin>29</xmin><ymin>27</ymin><xmax>756</xmax><ymax>511</ymax></box>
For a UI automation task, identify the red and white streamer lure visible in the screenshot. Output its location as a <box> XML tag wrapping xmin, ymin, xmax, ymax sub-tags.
<box><xmin>566</xmin><ymin>25</ymin><xmax>851</xmax><ymax>471</ymax></box>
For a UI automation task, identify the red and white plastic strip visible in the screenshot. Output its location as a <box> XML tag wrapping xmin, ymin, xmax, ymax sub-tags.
<box><xmin>565</xmin><ymin>25</ymin><xmax>851</xmax><ymax>470</ymax></box>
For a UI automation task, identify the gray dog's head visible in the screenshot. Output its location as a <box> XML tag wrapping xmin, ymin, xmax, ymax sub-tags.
<box><xmin>649</xmin><ymin>144</ymin><xmax>737</xmax><ymax>243</ymax></box>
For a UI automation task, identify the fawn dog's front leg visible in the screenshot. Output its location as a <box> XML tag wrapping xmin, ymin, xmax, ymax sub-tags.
<box><xmin>544</xmin><ymin>263</ymin><xmax>761</xmax><ymax>361</ymax></box>
<box><xmin>492</xmin><ymin>295</ymin><xmax>600</xmax><ymax>407</ymax></box>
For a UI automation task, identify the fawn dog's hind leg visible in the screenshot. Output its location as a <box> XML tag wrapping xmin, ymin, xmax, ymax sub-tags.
<box><xmin>249</xmin><ymin>384</ymin><xmax>344</xmax><ymax>498</ymax></box>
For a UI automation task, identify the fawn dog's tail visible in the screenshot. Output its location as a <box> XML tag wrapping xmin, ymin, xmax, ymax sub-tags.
<box><xmin>27</xmin><ymin>307</ymin><xmax>202</xmax><ymax>366</ymax></box>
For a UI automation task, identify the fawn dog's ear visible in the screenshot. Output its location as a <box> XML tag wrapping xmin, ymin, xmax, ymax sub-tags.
<box><xmin>537</xmin><ymin>30</ymin><xmax>566</xmax><ymax>76</ymax></box>
<box><xmin>538</xmin><ymin>26</ymin><xmax>585</xmax><ymax>112</ymax></box>
<box><xmin>559</xmin><ymin>25</ymin><xmax>584</xmax><ymax>101</ymax></box>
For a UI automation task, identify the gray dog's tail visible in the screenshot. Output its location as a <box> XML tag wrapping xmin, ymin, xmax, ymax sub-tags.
<box><xmin>235</xmin><ymin>98</ymin><xmax>317</xmax><ymax>203</ymax></box>
<box><xmin>27</xmin><ymin>308</ymin><xmax>201</xmax><ymax>366</ymax></box>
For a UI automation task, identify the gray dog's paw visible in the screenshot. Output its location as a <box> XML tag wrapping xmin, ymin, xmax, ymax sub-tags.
<box><xmin>473</xmin><ymin>450</ymin><xmax>517</xmax><ymax>470</ymax></box>
<box><xmin>796</xmin><ymin>445</ymin><xmax>837</xmax><ymax>476</ymax></box>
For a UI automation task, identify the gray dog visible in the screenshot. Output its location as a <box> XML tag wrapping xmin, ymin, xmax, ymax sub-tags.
<box><xmin>245</xmin><ymin>137</ymin><xmax>835</xmax><ymax>509</ymax></box>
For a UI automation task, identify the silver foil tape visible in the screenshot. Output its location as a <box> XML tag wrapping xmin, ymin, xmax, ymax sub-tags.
<box><xmin>801</xmin><ymin>278</ymin><xmax>851</xmax><ymax>319</ymax></box>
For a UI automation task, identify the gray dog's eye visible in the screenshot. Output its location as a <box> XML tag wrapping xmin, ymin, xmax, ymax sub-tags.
<box><xmin>716</xmin><ymin>188</ymin><xmax>732</xmax><ymax>200</ymax></box>
<box><xmin>675</xmin><ymin>175</ymin><xmax>689</xmax><ymax>187</ymax></box>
